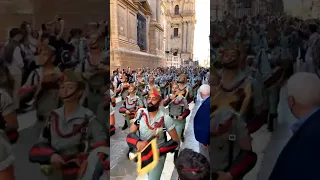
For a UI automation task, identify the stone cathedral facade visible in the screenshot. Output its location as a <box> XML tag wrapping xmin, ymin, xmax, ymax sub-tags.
<box><xmin>163</xmin><ymin>0</ymin><xmax>195</xmax><ymax>67</ymax></box>
<box><xmin>110</xmin><ymin>0</ymin><xmax>195</xmax><ymax>71</ymax></box>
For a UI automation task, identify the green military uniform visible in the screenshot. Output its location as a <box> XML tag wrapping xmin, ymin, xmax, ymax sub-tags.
<box><xmin>29</xmin><ymin>72</ymin><xmax>107</xmax><ymax>180</ymax></box>
<box><xmin>121</xmin><ymin>95</ymin><xmax>143</xmax><ymax>127</ymax></box>
<box><xmin>133</xmin><ymin>108</ymin><xmax>175</xmax><ymax>180</ymax></box>
<box><xmin>266</xmin><ymin>46</ymin><xmax>291</xmax><ymax>115</ymax></box>
<box><xmin>0</xmin><ymin>89</ymin><xmax>15</xmax><ymax>172</ymax></box>
<box><xmin>135</xmin><ymin>79</ymin><xmax>146</xmax><ymax>106</ymax></box>
<box><xmin>210</xmin><ymin>108</ymin><xmax>248</xmax><ymax>179</ymax></box>
<box><xmin>30</xmin><ymin>67</ymin><xmax>60</xmax><ymax>121</ymax></box>
<box><xmin>80</xmin><ymin>146</ymin><xmax>109</xmax><ymax>180</ymax></box>
<box><xmin>83</xmin><ymin>70</ymin><xmax>108</xmax><ymax>114</ymax></box>
<box><xmin>166</xmin><ymin>94</ymin><xmax>189</xmax><ymax>150</ymax></box>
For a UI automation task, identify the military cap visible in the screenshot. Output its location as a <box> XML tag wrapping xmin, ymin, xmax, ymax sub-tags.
<box><xmin>60</xmin><ymin>71</ymin><xmax>84</xmax><ymax>83</ymax></box>
<box><xmin>59</xmin><ymin>71</ymin><xmax>86</xmax><ymax>88</ymax></box>
<box><xmin>148</xmin><ymin>87</ymin><xmax>161</xmax><ymax>98</ymax></box>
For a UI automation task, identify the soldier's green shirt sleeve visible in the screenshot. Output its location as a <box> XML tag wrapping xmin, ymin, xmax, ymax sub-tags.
<box><xmin>0</xmin><ymin>91</ymin><xmax>15</xmax><ymax>116</ymax></box>
<box><xmin>89</xmin><ymin>115</ymin><xmax>107</xmax><ymax>144</ymax></box>
<box><xmin>164</xmin><ymin>115</ymin><xmax>175</xmax><ymax>132</ymax></box>
<box><xmin>236</xmin><ymin>117</ymin><xmax>249</xmax><ymax>141</ymax></box>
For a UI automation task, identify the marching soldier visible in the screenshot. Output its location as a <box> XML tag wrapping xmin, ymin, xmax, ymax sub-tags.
<box><xmin>141</xmin><ymin>76</ymin><xmax>160</xmax><ymax>107</ymax></box>
<box><xmin>163</xmin><ymin>82</ymin><xmax>190</xmax><ymax>159</ymax></box>
<box><xmin>116</xmin><ymin>74</ymin><xmax>130</xmax><ymax>102</ymax></box>
<box><xmin>135</xmin><ymin>72</ymin><xmax>146</xmax><ymax>107</ymax></box>
<box><xmin>29</xmin><ymin>71</ymin><xmax>107</xmax><ymax>180</ymax></box>
<box><xmin>126</xmin><ymin>88</ymin><xmax>179</xmax><ymax>180</ymax></box>
<box><xmin>119</xmin><ymin>84</ymin><xmax>143</xmax><ymax>130</ymax></box>
<box><xmin>20</xmin><ymin>44</ymin><xmax>61</xmax><ymax>123</ymax></box>
<box><xmin>177</xmin><ymin>74</ymin><xmax>193</xmax><ymax>104</ymax></box>
<box><xmin>76</xmin><ymin>33</ymin><xmax>106</xmax><ymax>72</ymax></box>
<box><xmin>210</xmin><ymin>108</ymin><xmax>257</xmax><ymax>180</ymax></box>
<box><xmin>159</xmin><ymin>74</ymin><xmax>170</xmax><ymax>99</ymax></box>
<box><xmin>0</xmin><ymin>65</ymin><xmax>19</xmax><ymax>179</ymax></box>
<box><xmin>257</xmin><ymin>27</ymin><xmax>292</xmax><ymax>131</ymax></box>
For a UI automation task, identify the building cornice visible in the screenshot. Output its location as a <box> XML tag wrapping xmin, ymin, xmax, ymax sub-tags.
<box><xmin>121</xmin><ymin>0</ymin><xmax>139</xmax><ymax>12</ymax></box>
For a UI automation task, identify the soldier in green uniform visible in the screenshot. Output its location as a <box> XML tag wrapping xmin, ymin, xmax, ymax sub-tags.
<box><xmin>263</xmin><ymin>28</ymin><xmax>292</xmax><ymax>131</ymax></box>
<box><xmin>83</xmin><ymin>70</ymin><xmax>109</xmax><ymax>116</ymax></box>
<box><xmin>21</xmin><ymin>44</ymin><xmax>61</xmax><ymax>122</ymax></box>
<box><xmin>210</xmin><ymin>108</ymin><xmax>257</xmax><ymax>180</ymax></box>
<box><xmin>135</xmin><ymin>72</ymin><xmax>146</xmax><ymax>107</ymax></box>
<box><xmin>177</xmin><ymin>74</ymin><xmax>193</xmax><ymax>104</ymax></box>
<box><xmin>126</xmin><ymin>88</ymin><xmax>179</xmax><ymax>180</ymax></box>
<box><xmin>211</xmin><ymin>23</ymin><xmax>225</xmax><ymax>69</ymax></box>
<box><xmin>163</xmin><ymin>82</ymin><xmax>190</xmax><ymax>159</ymax></box>
<box><xmin>119</xmin><ymin>84</ymin><xmax>143</xmax><ymax>130</ymax></box>
<box><xmin>116</xmin><ymin>75</ymin><xmax>130</xmax><ymax>102</ymax></box>
<box><xmin>29</xmin><ymin>71</ymin><xmax>107</xmax><ymax>180</ymax></box>
<box><xmin>141</xmin><ymin>76</ymin><xmax>160</xmax><ymax>107</ymax></box>
<box><xmin>0</xmin><ymin>65</ymin><xmax>19</xmax><ymax>179</ymax></box>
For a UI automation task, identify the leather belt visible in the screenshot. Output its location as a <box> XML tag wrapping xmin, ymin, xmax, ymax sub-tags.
<box><xmin>169</xmin><ymin>115</ymin><xmax>179</xmax><ymax>119</ymax></box>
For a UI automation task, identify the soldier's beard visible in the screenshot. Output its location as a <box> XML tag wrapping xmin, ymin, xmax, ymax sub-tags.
<box><xmin>147</xmin><ymin>102</ymin><xmax>160</xmax><ymax>112</ymax></box>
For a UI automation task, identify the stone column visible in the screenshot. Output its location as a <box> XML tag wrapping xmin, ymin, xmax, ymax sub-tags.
<box><xmin>167</xmin><ymin>21</ymin><xmax>170</xmax><ymax>51</ymax></box>
<box><xmin>186</xmin><ymin>21</ymin><xmax>189</xmax><ymax>52</ymax></box>
<box><xmin>182</xmin><ymin>22</ymin><xmax>187</xmax><ymax>52</ymax></box>
<box><xmin>157</xmin><ymin>0</ymin><xmax>161</xmax><ymax>22</ymax></box>
<box><xmin>150</xmin><ymin>0</ymin><xmax>157</xmax><ymax>21</ymax></box>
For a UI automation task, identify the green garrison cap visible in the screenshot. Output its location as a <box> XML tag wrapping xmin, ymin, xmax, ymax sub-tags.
<box><xmin>59</xmin><ymin>71</ymin><xmax>86</xmax><ymax>89</ymax></box>
<box><xmin>60</xmin><ymin>71</ymin><xmax>84</xmax><ymax>82</ymax></box>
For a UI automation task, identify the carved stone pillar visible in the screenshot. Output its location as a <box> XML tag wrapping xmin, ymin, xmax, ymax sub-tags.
<box><xmin>156</xmin><ymin>0</ymin><xmax>161</xmax><ymax>22</ymax></box>
<box><xmin>183</xmin><ymin>22</ymin><xmax>187</xmax><ymax>52</ymax></box>
<box><xmin>150</xmin><ymin>0</ymin><xmax>157</xmax><ymax>21</ymax></box>
<box><xmin>167</xmin><ymin>21</ymin><xmax>170</xmax><ymax>51</ymax></box>
<box><xmin>185</xmin><ymin>21</ymin><xmax>189</xmax><ymax>52</ymax></box>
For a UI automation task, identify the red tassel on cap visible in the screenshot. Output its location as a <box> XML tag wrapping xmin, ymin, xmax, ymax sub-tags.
<box><xmin>153</xmin><ymin>91</ymin><xmax>160</xmax><ymax>97</ymax></box>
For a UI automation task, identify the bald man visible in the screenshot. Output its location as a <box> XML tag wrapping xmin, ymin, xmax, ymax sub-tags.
<box><xmin>194</xmin><ymin>84</ymin><xmax>210</xmax><ymax>148</ymax></box>
<box><xmin>270</xmin><ymin>72</ymin><xmax>320</xmax><ymax>180</ymax></box>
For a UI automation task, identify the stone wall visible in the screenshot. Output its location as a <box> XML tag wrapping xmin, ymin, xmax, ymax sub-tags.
<box><xmin>110</xmin><ymin>0</ymin><xmax>166</xmax><ymax>73</ymax></box>
<box><xmin>111</xmin><ymin>48</ymin><xmax>164</xmax><ymax>72</ymax></box>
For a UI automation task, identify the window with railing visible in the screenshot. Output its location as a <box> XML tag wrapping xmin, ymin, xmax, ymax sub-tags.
<box><xmin>137</xmin><ymin>13</ymin><xmax>147</xmax><ymax>51</ymax></box>
<box><xmin>174</xmin><ymin>5</ymin><xmax>179</xmax><ymax>15</ymax></box>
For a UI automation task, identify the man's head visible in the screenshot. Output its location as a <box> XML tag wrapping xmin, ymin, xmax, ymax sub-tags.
<box><xmin>287</xmin><ymin>72</ymin><xmax>320</xmax><ymax>119</ymax></box>
<box><xmin>175</xmin><ymin>149</ymin><xmax>210</xmax><ymax>180</ymax></box>
<box><xmin>147</xmin><ymin>88</ymin><xmax>161</xmax><ymax>112</ymax></box>
<box><xmin>9</xmin><ymin>28</ymin><xmax>23</xmax><ymax>42</ymax></box>
<box><xmin>199</xmin><ymin>84</ymin><xmax>210</xmax><ymax>100</ymax></box>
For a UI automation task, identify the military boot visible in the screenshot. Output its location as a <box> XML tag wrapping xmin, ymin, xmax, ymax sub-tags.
<box><xmin>122</xmin><ymin>120</ymin><xmax>128</xmax><ymax>130</ymax></box>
